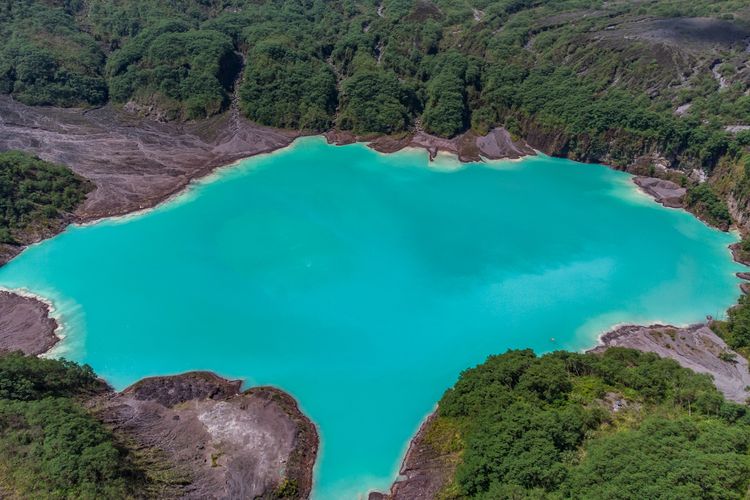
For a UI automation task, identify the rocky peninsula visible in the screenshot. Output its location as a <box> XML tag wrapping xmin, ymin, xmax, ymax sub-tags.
<box><xmin>0</xmin><ymin>312</ymin><xmax>317</xmax><ymax>498</ymax></box>
<box><xmin>0</xmin><ymin>290</ymin><xmax>59</xmax><ymax>355</ymax></box>
<box><xmin>589</xmin><ymin>323</ymin><xmax>750</xmax><ymax>403</ymax></box>
<box><xmin>92</xmin><ymin>372</ymin><xmax>318</xmax><ymax>498</ymax></box>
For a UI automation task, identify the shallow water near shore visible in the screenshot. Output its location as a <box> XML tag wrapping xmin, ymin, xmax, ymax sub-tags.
<box><xmin>0</xmin><ymin>136</ymin><xmax>744</xmax><ymax>498</ymax></box>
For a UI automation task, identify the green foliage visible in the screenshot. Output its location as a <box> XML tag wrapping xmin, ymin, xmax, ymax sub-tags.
<box><xmin>0</xmin><ymin>1</ymin><xmax>107</xmax><ymax>106</ymax></box>
<box><xmin>716</xmin><ymin>294</ymin><xmax>750</xmax><ymax>351</ymax></box>
<box><xmin>437</xmin><ymin>349</ymin><xmax>750</xmax><ymax>498</ymax></box>
<box><xmin>106</xmin><ymin>21</ymin><xmax>235</xmax><ymax>119</ymax></box>
<box><xmin>565</xmin><ymin>417</ymin><xmax>750</xmax><ymax>499</ymax></box>
<box><xmin>240</xmin><ymin>40</ymin><xmax>337</xmax><ymax>130</ymax></box>
<box><xmin>423</xmin><ymin>73</ymin><xmax>465</xmax><ymax>137</ymax></box>
<box><xmin>0</xmin><ymin>398</ymin><xmax>135</xmax><ymax>498</ymax></box>
<box><xmin>1</xmin><ymin>0</ymin><xmax>748</xmax><ymax>175</ymax></box>
<box><xmin>274</xmin><ymin>477</ymin><xmax>299</xmax><ymax>498</ymax></box>
<box><xmin>339</xmin><ymin>69</ymin><xmax>411</xmax><ymax>134</ymax></box>
<box><xmin>0</xmin><ymin>353</ymin><xmax>139</xmax><ymax>498</ymax></box>
<box><xmin>421</xmin><ymin>51</ymin><xmax>477</xmax><ymax>137</ymax></box>
<box><xmin>0</xmin><ymin>351</ymin><xmax>103</xmax><ymax>400</ymax></box>
<box><xmin>0</xmin><ymin>151</ymin><xmax>91</xmax><ymax>244</ymax></box>
<box><xmin>684</xmin><ymin>183</ymin><xmax>733</xmax><ymax>230</ymax></box>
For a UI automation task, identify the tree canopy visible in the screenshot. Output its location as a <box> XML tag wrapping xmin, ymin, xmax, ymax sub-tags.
<box><xmin>0</xmin><ymin>352</ymin><xmax>142</xmax><ymax>498</ymax></box>
<box><xmin>1</xmin><ymin>0</ymin><xmax>748</xmax><ymax>167</ymax></box>
<box><xmin>432</xmin><ymin>348</ymin><xmax>750</xmax><ymax>499</ymax></box>
<box><xmin>0</xmin><ymin>151</ymin><xmax>92</xmax><ymax>244</ymax></box>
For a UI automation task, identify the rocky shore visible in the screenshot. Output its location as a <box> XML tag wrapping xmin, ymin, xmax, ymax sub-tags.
<box><xmin>92</xmin><ymin>372</ymin><xmax>318</xmax><ymax>499</ymax></box>
<box><xmin>588</xmin><ymin>323</ymin><xmax>750</xmax><ymax>403</ymax></box>
<box><xmin>0</xmin><ymin>290</ymin><xmax>59</xmax><ymax>355</ymax></box>
<box><xmin>368</xmin><ymin>413</ymin><xmax>457</xmax><ymax>500</ymax></box>
<box><xmin>2</xmin><ymin>99</ymin><xmax>750</xmax><ymax>499</ymax></box>
<box><xmin>325</xmin><ymin>126</ymin><xmax>534</xmax><ymax>162</ymax></box>
<box><xmin>0</xmin><ymin>94</ymin><xmax>677</xmax><ymax>269</ymax></box>
<box><xmin>632</xmin><ymin>176</ymin><xmax>687</xmax><ymax>208</ymax></box>
<box><xmin>0</xmin><ymin>96</ymin><xmax>298</xmax><ymax>225</ymax></box>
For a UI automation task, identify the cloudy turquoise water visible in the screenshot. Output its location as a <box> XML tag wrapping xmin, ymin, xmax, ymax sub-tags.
<box><xmin>0</xmin><ymin>137</ymin><xmax>743</xmax><ymax>498</ymax></box>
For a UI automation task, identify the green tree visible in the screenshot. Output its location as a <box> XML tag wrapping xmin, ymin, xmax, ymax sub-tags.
<box><xmin>339</xmin><ymin>69</ymin><xmax>410</xmax><ymax>134</ymax></box>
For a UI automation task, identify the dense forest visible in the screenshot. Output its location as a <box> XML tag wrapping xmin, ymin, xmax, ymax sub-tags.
<box><xmin>0</xmin><ymin>151</ymin><xmax>91</xmax><ymax>244</ymax></box>
<box><xmin>428</xmin><ymin>348</ymin><xmax>750</xmax><ymax>499</ymax></box>
<box><xmin>2</xmin><ymin>0</ymin><xmax>750</xmax><ymax>232</ymax></box>
<box><xmin>0</xmin><ymin>352</ymin><xmax>144</xmax><ymax>497</ymax></box>
<box><xmin>1</xmin><ymin>0</ymin><xmax>749</xmax><ymax>170</ymax></box>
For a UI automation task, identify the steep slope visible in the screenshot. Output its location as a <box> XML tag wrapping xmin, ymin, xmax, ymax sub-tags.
<box><xmin>376</xmin><ymin>349</ymin><xmax>750</xmax><ymax>499</ymax></box>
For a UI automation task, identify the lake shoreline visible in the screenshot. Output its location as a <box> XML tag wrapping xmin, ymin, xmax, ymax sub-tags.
<box><xmin>0</xmin><ymin>289</ymin><xmax>60</xmax><ymax>356</ymax></box>
<box><xmin>0</xmin><ymin>130</ymin><xmax>742</xmax><ymax>361</ymax></box>
<box><xmin>1</xmin><ymin>113</ymin><xmax>748</xmax><ymax>499</ymax></box>
<box><xmin>90</xmin><ymin>371</ymin><xmax>319</xmax><ymax>498</ymax></box>
<box><xmin>0</xmin><ymin>94</ymin><xmax>731</xmax><ymax>267</ymax></box>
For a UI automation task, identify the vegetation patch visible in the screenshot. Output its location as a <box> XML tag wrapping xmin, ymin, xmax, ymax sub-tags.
<box><xmin>106</xmin><ymin>21</ymin><xmax>236</xmax><ymax>120</ymax></box>
<box><xmin>431</xmin><ymin>348</ymin><xmax>750</xmax><ymax>498</ymax></box>
<box><xmin>684</xmin><ymin>183</ymin><xmax>733</xmax><ymax>230</ymax></box>
<box><xmin>2</xmin><ymin>0</ymin><xmax>748</xmax><ymax>173</ymax></box>
<box><xmin>0</xmin><ymin>353</ymin><xmax>148</xmax><ymax>498</ymax></box>
<box><xmin>714</xmin><ymin>295</ymin><xmax>750</xmax><ymax>359</ymax></box>
<box><xmin>0</xmin><ymin>151</ymin><xmax>91</xmax><ymax>244</ymax></box>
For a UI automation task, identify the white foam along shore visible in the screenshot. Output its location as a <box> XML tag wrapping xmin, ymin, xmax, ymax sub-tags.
<box><xmin>369</xmin><ymin>141</ymin><xmax>536</xmax><ymax>170</ymax></box>
<box><xmin>76</xmin><ymin>138</ymin><xmax>308</xmax><ymax>229</ymax></box>
<box><xmin>0</xmin><ymin>286</ymin><xmax>66</xmax><ymax>356</ymax></box>
<box><xmin>589</xmin><ymin>320</ymin><xmax>676</xmax><ymax>352</ymax></box>
<box><xmin>5</xmin><ymin>134</ymin><xmax>745</xmax><ymax>375</ymax></box>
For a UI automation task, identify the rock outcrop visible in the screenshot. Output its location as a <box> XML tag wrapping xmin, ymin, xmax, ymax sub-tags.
<box><xmin>589</xmin><ymin>323</ymin><xmax>750</xmax><ymax>403</ymax></box>
<box><xmin>369</xmin><ymin>414</ymin><xmax>456</xmax><ymax>500</ymax></box>
<box><xmin>633</xmin><ymin>176</ymin><xmax>687</xmax><ymax>208</ymax></box>
<box><xmin>326</xmin><ymin>127</ymin><xmax>534</xmax><ymax>163</ymax></box>
<box><xmin>93</xmin><ymin>372</ymin><xmax>318</xmax><ymax>499</ymax></box>
<box><xmin>0</xmin><ymin>291</ymin><xmax>59</xmax><ymax>355</ymax></box>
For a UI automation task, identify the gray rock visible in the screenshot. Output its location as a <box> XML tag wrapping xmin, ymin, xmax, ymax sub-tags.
<box><xmin>0</xmin><ymin>291</ymin><xmax>59</xmax><ymax>355</ymax></box>
<box><xmin>590</xmin><ymin>323</ymin><xmax>750</xmax><ymax>403</ymax></box>
<box><xmin>94</xmin><ymin>372</ymin><xmax>318</xmax><ymax>499</ymax></box>
<box><xmin>633</xmin><ymin>176</ymin><xmax>686</xmax><ymax>208</ymax></box>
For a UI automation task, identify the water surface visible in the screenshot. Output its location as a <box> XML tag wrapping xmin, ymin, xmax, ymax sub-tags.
<box><xmin>0</xmin><ymin>137</ymin><xmax>743</xmax><ymax>498</ymax></box>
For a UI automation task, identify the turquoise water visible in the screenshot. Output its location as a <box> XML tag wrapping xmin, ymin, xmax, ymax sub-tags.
<box><xmin>0</xmin><ymin>137</ymin><xmax>743</xmax><ymax>498</ymax></box>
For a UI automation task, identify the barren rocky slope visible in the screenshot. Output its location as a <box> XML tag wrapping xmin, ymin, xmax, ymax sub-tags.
<box><xmin>589</xmin><ymin>323</ymin><xmax>750</xmax><ymax>403</ymax></box>
<box><xmin>0</xmin><ymin>291</ymin><xmax>59</xmax><ymax>355</ymax></box>
<box><xmin>0</xmin><ymin>96</ymin><xmax>297</xmax><ymax>223</ymax></box>
<box><xmin>369</xmin><ymin>413</ymin><xmax>456</xmax><ymax>500</ymax></box>
<box><xmin>326</xmin><ymin>126</ymin><xmax>534</xmax><ymax>162</ymax></box>
<box><xmin>92</xmin><ymin>372</ymin><xmax>318</xmax><ymax>499</ymax></box>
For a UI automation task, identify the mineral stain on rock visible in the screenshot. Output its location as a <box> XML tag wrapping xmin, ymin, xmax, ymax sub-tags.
<box><xmin>93</xmin><ymin>372</ymin><xmax>318</xmax><ymax>499</ymax></box>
